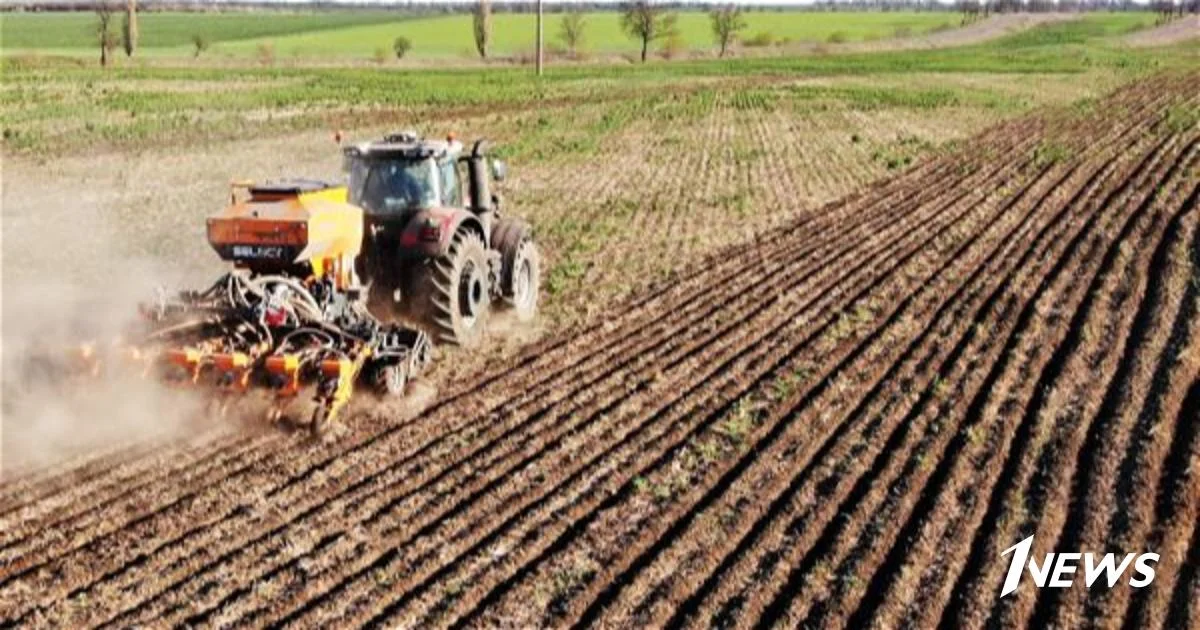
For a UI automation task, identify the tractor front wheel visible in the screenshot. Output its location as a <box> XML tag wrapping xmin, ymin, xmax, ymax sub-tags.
<box><xmin>504</xmin><ymin>239</ymin><xmax>539</xmax><ymax>321</ymax></box>
<box><xmin>493</xmin><ymin>218</ymin><xmax>540</xmax><ymax>322</ymax></box>
<box><xmin>410</xmin><ymin>231</ymin><xmax>491</xmax><ymax>347</ymax></box>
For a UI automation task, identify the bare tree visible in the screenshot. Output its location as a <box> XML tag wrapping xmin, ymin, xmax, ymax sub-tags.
<box><xmin>95</xmin><ymin>2</ymin><xmax>118</xmax><ymax>67</ymax></box>
<box><xmin>620</xmin><ymin>0</ymin><xmax>677</xmax><ymax>63</ymax></box>
<box><xmin>122</xmin><ymin>0</ymin><xmax>138</xmax><ymax>57</ymax></box>
<box><xmin>709</xmin><ymin>5</ymin><xmax>746</xmax><ymax>58</ymax></box>
<box><xmin>473</xmin><ymin>0</ymin><xmax>491</xmax><ymax>59</ymax></box>
<box><xmin>559</xmin><ymin>11</ymin><xmax>587</xmax><ymax>56</ymax></box>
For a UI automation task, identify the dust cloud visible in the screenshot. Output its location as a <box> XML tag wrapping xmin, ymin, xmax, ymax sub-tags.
<box><xmin>0</xmin><ymin>274</ymin><xmax>211</xmax><ymax>476</ymax></box>
<box><xmin>0</xmin><ymin>182</ymin><xmax>211</xmax><ymax>476</ymax></box>
<box><xmin>0</xmin><ymin>131</ymin><xmax>348</xmax><ymax>476</ymax></box>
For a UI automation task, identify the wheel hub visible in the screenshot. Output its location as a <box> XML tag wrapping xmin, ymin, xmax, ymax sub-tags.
<box><xmin>514</xmin><ymin>259</ymin><xmax>533</xmax><ymax>309</ymax></box>
<box><xmin>459</xmin><ymin>262</ymin><xmax>485</xmax><ymax>323</ymax></box>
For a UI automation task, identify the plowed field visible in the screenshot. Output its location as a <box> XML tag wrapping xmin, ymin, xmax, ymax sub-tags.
<box><xmin>1</xmin><ymin>71</ymin><xmax>1197</xmax><ymax>629</ymax></box>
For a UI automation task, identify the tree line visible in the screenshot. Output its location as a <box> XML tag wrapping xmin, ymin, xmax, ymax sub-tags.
<box><xmin>81</xmin><ymin>0</ymin><xmax>1200</xmax><ymax>68</ymax></box>
<box><xmin>954</xmin><ymin>0</ymin><xmax>1198</xmax><ymax>16</ymax></box>
<box><xmin>92</xmin><ymin>0</ymin><xmax>137</xmax><ymax>66</ymax></box>
<box><xmin>84</xmin><ymin>0</ymin><xmax>758</xmax><ymax>65</ymax></box>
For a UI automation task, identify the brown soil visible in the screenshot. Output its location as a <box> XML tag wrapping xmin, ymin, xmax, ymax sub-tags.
<box><xmin>0</xmin><ymin>71</ymin><xmax>1196</xmax><ymax>629</ymax></box>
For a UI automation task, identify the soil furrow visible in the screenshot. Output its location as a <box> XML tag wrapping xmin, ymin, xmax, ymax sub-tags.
<box><xmin>923</xmin><ymin>125</ymin><xmax>1195</xmax><ymax>628</ymax></box>
<box><xmin>243</xmin><ymin>142</ymin><xmax>993</xmax><ymax>628</ymax></box>
<box><xmin>82</xmin><ymin>148</ymin><xmax>964</xmax><ymax>628</ymax></box>
<box><xmin>744</xmin><ymin>112</ymin><xmax>1177</xmax><ymax>629</ymax></box>
<box><xmin>630</xmin><ymin>109</ymin><xmax>1146</xmax><ymax>630</ymax></box>
<box><xmin>1030</xmin><ymin>151</ymin><xmax>1200</xmax><ymax>630</ymax></box>
<box><xmin>427</xmin><ymin>138</ymin><xmax>1046</xmax><ymax>628</ymax></box>
<box><xmin>854</xmin><ymin>136</ymin><xmax>1197</xmax><ymax>630</ymax></box>
<box><xmin>559</xmin><ymin>124</ymin><xmax>1069</xmax><ymax>630</ymax></box>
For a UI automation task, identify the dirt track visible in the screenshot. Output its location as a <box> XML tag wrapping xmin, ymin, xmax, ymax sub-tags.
<box><xmin>0</xmin><ymin>72</ymin><xmax>1198</xmax><ymax>629</ymax></box>
<box><xmin>1124</xmin><ymin>15</ymin><xmax>1200</xmax><ymax>47</ymax></box>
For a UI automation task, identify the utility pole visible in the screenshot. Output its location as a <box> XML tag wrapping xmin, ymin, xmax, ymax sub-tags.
<box><xmin>536</xmin><ymin>0</ymin><xmax>544</xmax><ymax>76</ymax></box>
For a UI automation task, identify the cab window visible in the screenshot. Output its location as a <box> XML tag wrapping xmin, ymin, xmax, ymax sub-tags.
<box><xmin>440</xmin><ymin>159</ymin><xmax>462</xmax><ymax>207</ymax></box>
<box><xmin>350</xmin><ymin>158</ymin><xmax>437</xmax><ymax>212</ymax></box>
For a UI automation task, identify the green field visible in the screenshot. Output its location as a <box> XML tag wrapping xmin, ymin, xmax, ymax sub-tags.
<box><xmin>0</xmin><ymin>11</ymin><xmax>405</xmax><ymax>49</ymax></box>
<box><xmin>1</xmin><ymin>15</ymin><xmax>1192</xmax><ymax>156</ymax></box>
<box><xmin>1</xmin><ymin>10</ymin><xmax>963</xmax><ymax>59</ymax></box>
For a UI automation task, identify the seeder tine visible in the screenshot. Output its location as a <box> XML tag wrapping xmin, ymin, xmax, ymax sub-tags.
<box><xmin>311</xmin><ymin>353</ymin><xmax>367</xmax><ymax>436</ymax></box>
<box><xmin>262</xmin><ymin>353</ymin><xmax>305</xmax><ymax>426</ymax></box>
<box><xmin>163</xmin><ymin>348</ymin><xmax>206</xmax><ymax>385</ymax></box>
<box><xmin>212</xmin><ymin>352</ymin><xmax>254</xmax><ymax>390</ymax></box>
<box><xmin>265</xmin><ymin>354</ymin><xmax>302</xmax><ymax>397</ymax></box>
<box><xmin>194</xmin><ymin>351</ymin><xmax>254</xmax><ymax>419</ymax></box>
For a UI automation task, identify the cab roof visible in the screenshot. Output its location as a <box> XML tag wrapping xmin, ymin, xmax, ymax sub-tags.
<box><xmin>344</xmin><ymin>130</ymin><xmax>463</xmax><ymax>161</ymax></box>
<box><xmin>249</xmin><ymin>178</ymin><xmax>337</xmax><ymax>196</ymax></box>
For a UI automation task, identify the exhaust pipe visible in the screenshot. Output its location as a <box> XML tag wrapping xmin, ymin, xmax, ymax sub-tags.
<box><xmin>467</xmin><ymin>139</ymin><xmax>491</xmax><ymax>213</ymax></box>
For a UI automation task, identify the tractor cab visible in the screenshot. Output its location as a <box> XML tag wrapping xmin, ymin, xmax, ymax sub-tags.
<box><xmin>343</xmin><ymin>131</ymin><xmax>465</xmax><ymax>216</ymax></box>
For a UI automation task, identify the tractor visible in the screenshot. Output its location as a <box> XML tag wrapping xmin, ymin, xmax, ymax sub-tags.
<box><xmin>35</xmin><ymin>131</ymin><xmax>539</xmax><ymax>434</ymax></box>
<box><xmin>345</xmin><ymin>130</ymin><xmax>540</xmax><ymax>347</ymax></box>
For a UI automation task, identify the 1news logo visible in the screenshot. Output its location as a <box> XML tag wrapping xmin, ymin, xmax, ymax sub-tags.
<box><xmin>1000</xmin><ymin>536</ymin><xmax>1158</xmax><ymax>598</ymax></box>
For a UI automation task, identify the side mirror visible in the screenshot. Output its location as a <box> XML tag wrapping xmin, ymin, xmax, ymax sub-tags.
<box><xmin>491</xmin><ymin>159</ymin><xmax>507</xmax><ymax>182</ymax></box>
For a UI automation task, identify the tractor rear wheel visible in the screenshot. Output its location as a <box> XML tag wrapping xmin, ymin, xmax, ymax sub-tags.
<box><xmin>409</xmin><ymin>231</ymin><xmax>491</xmax><ymax>347</ymax></box>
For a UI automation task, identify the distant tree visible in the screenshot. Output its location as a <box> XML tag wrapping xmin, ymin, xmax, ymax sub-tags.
<box><xmin>191</xmin><ymin>34</ymin><xmax>209</xmax><ymax>58</ymax></box>
<box><xmin>957</xmin><ymin>0</ymin><xmax>982</xmax><ymax>24</ymax></box>
<box><xmin>559</xmin><ymin>11</ymin><xmax>587</xmax><ymax>56</ymax></box>
<box><xmin>709</xmin><ymin>5</ymin><xmax>747</xmax><ymax>58</ymax></box>
<box><xmin>393</xmin><ymin>35</ymin><xmax>412</xmax><ymax>59</ymax></box>
<box><xmin>1150</xmin><ymin>0</ymin><xmax>1171</xmax><ymax>21</ymax></box>
<box><xmin>95</xmin><ymin>2</ymin><xmax>118</xmax><ymax>67</ymax></box>
<box><xmin>473</xmin><ymin>0</ymin><xmax>492</xmax><ymax>59</ymax></box>
<box><xmin>122</xmin><ymin>0</ymin><xmax>137</xmax><ymax>57</ymax></box>
<box><xmin>660</xmin><ymin>30</ymin><xmax>686</xmax><ymax>59</ymax></box>
<box><xmin>621</xmin><ymin>1</ymin><xmax>677</xmax><ymax>63</ymax></box>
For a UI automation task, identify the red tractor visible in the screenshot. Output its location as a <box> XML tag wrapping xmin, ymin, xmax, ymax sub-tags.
<box><xmin>344</xmin><ymin>131</ymin><xmax>540</xmax><ymax>347</ymax></box>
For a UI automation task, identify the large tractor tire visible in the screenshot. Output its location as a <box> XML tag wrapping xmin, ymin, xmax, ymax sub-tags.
<box><xmin>492</xmin><ymin>218</ymin><xmax>540</xmax><ymax>322</ymax></box>
<box><xmin>409</xmin><ymin>231</ymin><xmax>491</xmax><ymax>347</ymax></box>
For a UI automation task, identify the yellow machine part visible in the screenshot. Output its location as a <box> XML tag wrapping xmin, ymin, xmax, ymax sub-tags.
<box><xmin>265</xmin><ymin>354</ymin><xmax>302</xmax><ymax>396</ymax></box>
<box><xmin>315</xmin><ymin>348</ymin><xmax>371</xmax><ymax>429</ymax></box>
<box><xmin>207</xmin><ymin>184</ymin><xmax>363</xmax><ymax>289</ymax></box>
